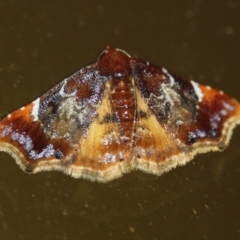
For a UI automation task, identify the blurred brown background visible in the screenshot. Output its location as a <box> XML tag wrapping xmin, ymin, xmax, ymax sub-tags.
<box><xmin>0</xmin><ymin>0</ymin><xmax>239</xmax><ymax>239</ymax></box>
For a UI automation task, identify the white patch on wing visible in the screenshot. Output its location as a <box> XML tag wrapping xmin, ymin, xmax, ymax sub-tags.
<box><xmin>162</xmin><ymin>67</ymin><xmax>175</xmax><ymax>86</ymax></box>
<box><xmin>191</xmin><ymin>81</ymin><xmax>203</xmax><ymax>102</ymax></box>
<box><xmin>57</xmin><ymin>97</ymin><xmax>77</xmax><ymax>120</ymax></box>
<box><xmin>161</xmin><ymin>83</ymin><xmax>181</xmax><ymax>106</ymax></box>
<box><xmin>59</xmin><ymin>79</ymin><xmax>68</xmax><ymax>97</ymax></box>
<box><xmin>32</xmin><ymin>98</ymin><xmax>40</xmax><ymax>121</ymax></box>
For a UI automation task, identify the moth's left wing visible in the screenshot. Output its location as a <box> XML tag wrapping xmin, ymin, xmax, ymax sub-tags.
<box><xmin>0</xmin><ymin>64</ymin><xmax>107</xmax><ymax>175</ymax></box>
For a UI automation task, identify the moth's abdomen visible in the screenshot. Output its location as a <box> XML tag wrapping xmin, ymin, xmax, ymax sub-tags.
<box><xmin>110</xmin><ymin>78</ymin><xmax>136</xmax><ymax>144</ymax></box>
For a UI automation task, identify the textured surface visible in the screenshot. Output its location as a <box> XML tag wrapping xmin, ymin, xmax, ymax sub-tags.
<box><xmin>0</xmin><ymin>47</ymin><xmax>240</xmax><ymax>182</ymax></box>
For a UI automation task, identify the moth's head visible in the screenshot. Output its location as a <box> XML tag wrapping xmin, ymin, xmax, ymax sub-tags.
<box><xmin>97</xmin><ymin>46</ymin><xmax>132</xmax><ymax>78</ymax></box>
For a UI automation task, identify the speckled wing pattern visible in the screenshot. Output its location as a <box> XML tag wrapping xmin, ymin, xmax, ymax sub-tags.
<box><xmin>0</xmin><ymin>47</ymin><xmax>240</xmax><ymax>182</ymax></box>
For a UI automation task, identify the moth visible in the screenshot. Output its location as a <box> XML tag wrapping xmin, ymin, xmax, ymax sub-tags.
<box><xmin>0</xmin><ymin>47</ymin><xmax>239</xmax><ymax>182</ymax></box>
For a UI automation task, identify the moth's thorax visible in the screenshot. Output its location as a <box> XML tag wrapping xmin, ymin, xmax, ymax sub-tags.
<box><xmin>98</xmin><ymin>47</ymin><xmax>136</xmax><ymax>145</ymax></box>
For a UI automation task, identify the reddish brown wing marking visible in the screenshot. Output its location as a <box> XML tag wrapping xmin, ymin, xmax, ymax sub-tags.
<box><xmin>0</xmin><ymin>63</ymin><xmax>107</xmax><ymax>174</ymax></box>
<box><xmin>132</xmin><ymin>60</ymin><xmax>240</xmax><ymax>175</ymax></box>
<box><xmin>0</xmin><ymin>47</ymin><xmax>240</xmax><ymax>182</ymax></box>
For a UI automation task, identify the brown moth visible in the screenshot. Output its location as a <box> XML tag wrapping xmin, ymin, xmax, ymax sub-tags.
<box><xmin>0</xmin><ymin>47</ymin><xmax>239</xmax><ymax>182</ymax></box>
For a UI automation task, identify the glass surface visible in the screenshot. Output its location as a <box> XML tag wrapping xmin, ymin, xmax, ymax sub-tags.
<box><xmin>0</xmin><ymin>0</ymin><xmax>239</xmax><ymax>239</ymax></box>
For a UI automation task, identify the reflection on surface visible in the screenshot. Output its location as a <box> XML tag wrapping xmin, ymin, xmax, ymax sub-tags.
<box><xmin>1</xmin><ymin>149</ymin><xmax>240</xmax><ymax>239</ymax></box>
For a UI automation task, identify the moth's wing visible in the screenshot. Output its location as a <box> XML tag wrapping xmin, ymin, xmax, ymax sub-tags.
<box><xmin>0</xmin><ymin>64</ymin><xmax>108</xmax><ymax>176</ymax></box>
<box><xmin>70</xmin><ymin>80</ymin><xmax>134</xmax><ymax>182</ymax></box>
<box><xmin>132</xmin><ymin>60</ymin><xmax>240</xmax><ymax>175</ymax></box>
